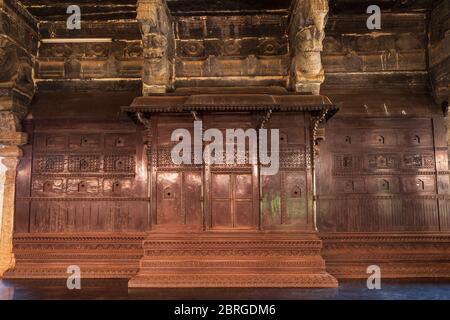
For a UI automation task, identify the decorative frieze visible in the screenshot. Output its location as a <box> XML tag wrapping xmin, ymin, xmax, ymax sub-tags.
<box><xmin>173</xmin><ymin>13</ymin><xmax>289</xmax><ymax>87</ymax></box>
<box><xmin>36</xmin><ymin>40</ymin><xmax>143</xmax><ymax>79</ymax></box>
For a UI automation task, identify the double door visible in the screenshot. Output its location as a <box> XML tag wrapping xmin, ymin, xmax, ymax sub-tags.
<box><xmin>210</xmin><ymin>172</ymin><xmax>257</xmax><ymax>230</ymax></box>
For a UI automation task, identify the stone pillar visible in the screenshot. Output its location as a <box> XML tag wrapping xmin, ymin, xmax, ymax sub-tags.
<box><xmin>0</xmin><ymin>101</ymin><xmax>27</xmax><ymax>278</ymax></box>
<box><xmin>0</xmin><ymin>147</ymin><xmax>20</xmax><ymax>276</ymax></box>
<box><xmin>0</xmin><ymin>0</ymin><xmax>36</xmax><ymax>277</ymax></box>
<box><xmin>288</xmin><ymin>0</ymin><xmax>329</xmax><ymax>95</ymax></box>
<box><xmin>137</xmin><ymin>0</ymin><xmax>174</xmax><ymax>95</ymax></box>
<box><xmin>0</xmin><ymin>159</ymin><xmax>5</xmax><ymax>237</ymax></box>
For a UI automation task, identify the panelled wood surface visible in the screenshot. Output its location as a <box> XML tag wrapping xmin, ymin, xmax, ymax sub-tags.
<box><xmin>14</xmin><ymin>120</ymin><xmax>149</xmax><ymax>233</ymax></box>
<box><xmin>19</xmin><ymin>113</ymin><xmax>310</xmax><ymax>234</ymax></box>
<box><xmin>150</xmin><ymin>112</ymin><xmax>313</xmax><ymax>232</ymax></box>
<box><xmin>317</xmin><ymin>116</ymin><xmax>450</xmax><ymax>232</ymax></box>
<box><xmin>9</xmin><ymin>111</ymin><xmax>450</xmax><ymax>282</ymax></box>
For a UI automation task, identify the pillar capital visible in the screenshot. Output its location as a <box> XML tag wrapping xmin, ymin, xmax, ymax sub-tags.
<box><xmin>0</xmin><ymin>131</ymin><xmax>27</xmax><ymax>148</ymax></box>
<box><xmin>0</xmin><ymin>146</ymin><xmax>22</xmax><ymax>162</ymax></box>
<box><xmin>0</xmin><ymin>108</ymin><xmax>28</xmax><ymax>147</ymax></box>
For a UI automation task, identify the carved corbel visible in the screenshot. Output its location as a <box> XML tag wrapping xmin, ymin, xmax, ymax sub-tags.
<box><xmin>0</xmin><ymin>37</ymin><xmax>18</xmax><ymax>83</ymax></box>
<box><xmin>136</xmin><ymin>111</ymin><xmax>151</xmax><ymax>128</ymax></box>
<box><xmin>259</xmin><ymin>109</ymin><xmax>273</xmax><ymax>129</ymax></box>
<box><xmin>0</xmin><ymin>37</ymin><xmax>34</xmax><ymax>98</ymax></box>
<box><xmin>0</xmin><ymin>111</ymin><xmax>27</xmax><ymax>147</ymax></box>
<box><xmin>137</xmin><ymin>0</ymin><xmax>174</xmax><ymax>95</ymax></box>
<box><xmin>191</xmin><ymin>111</ymin><xmax>201</xmax><ymax>122</ymax></box>
<box><xmin>0</xmin><ymin>37</ymin><xmax>34</xmax><ymax>142</ymax></box>
<box><xmin>289</xmin><ymin>0</ymin><xmax>329</xmax><ymax>95</ymax></box>
<box><xmin>136</xmin><ymin>112</ymin><xmax>152</xmax><ymax>147</ymax></box>
<box><xmin>13</xmin><ymin>56</ymin><xmax>34</xmax><ymax>96</ymax></box>
<box><xmin>311</xmin><ymin>108</ymin><xmax>329</xmax><ymax>158</ymax></box>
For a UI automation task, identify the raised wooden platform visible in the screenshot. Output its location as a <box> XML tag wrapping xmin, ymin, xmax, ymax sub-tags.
<box><xmin>128</xmin><ymin>232</ymin><xmax>338</xmax><ymax>288</ymax></box>
<box><xmin>321</xmin><ymin>232</ymin><xmax>450</xmax><ymax>279</ymax></box>
<box><xmin>3</xmin><ymin>234</ymin><xmax>145</xmax><ymax>279</ymax></box>
<box><xmin>4</xmin><ymin>232</ymin><xmax>450</xmax><ymax>285</ymax></box>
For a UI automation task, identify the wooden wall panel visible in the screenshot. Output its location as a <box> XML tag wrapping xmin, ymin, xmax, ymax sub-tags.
<box><xmin>317</xmin><ymin>116</ymin><xmax>449</xmax><ymax>232</ymax></box>
<box><xmin>153</xmin><ymin>115</ymin><xmax>203</xmax><ymax>230</ymax></box>
<box><xmin>155</xmin><ymin>171</ymin><xmax>202</xmax><ymax>227</ymax></box>
<box><xmin>14</xmin><ymin>120</ymin><xmax>148</xmax><ymax>233</ymax></box>
<box><xmin>262</xmin><ymin>113</ymin><xmax>311</xmax><ymax>230</ymax></box>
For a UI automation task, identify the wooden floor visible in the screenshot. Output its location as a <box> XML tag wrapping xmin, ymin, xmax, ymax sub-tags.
<box><xmin>1</xmin><ymin>279</ymin><xmax>450</xmax><ymax>300</ymax></box>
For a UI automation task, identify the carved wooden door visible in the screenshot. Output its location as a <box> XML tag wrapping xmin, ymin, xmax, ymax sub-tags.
<box><xmin>211</xmin><ymin>172</ymin><xmax>255</xmax><ymax>229</ymax></box>
<box><xmin>156</xmin><ymin>171</ymin><xmax>202</xmax><ymax>228</ymax></box>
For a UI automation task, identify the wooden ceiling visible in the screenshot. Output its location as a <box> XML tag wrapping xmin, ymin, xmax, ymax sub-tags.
<box><xmin>166</xmin><ymin>0</ymin><xmax>293</xmax><ymax>14</ymax></box>
<box><xmin>17</xmin><ymin>0</ymin><xmax>137</xmax><ymax>21</ymax></box>
<box><xmin>17</xmin><ymin>0</ymin><xmax>435</xmax><ymax>22</ymax></box>
<box><xmin>330</xmin><ymin>0</ymin><xmax>435</xmax><ymax>13</ymax></box>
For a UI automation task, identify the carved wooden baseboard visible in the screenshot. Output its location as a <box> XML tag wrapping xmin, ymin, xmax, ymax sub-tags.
<box><xmin>3</xmin><ymin>233</ymin><xmax>145</xmax><ymax>279</ymax></box>
<box><xmin>320</xmin><ymin>232</ymin><xmax>450</xmax><ymax>279</ymax></box>
<box><xmin>128</xmin><ymin>232</ymin><xmax>338</xmax><ymax>288</ymax></box>
<box><xmin>6</xmin><ymin>232</ymin><xmax>450</xmax><ymax>283</ymax></box>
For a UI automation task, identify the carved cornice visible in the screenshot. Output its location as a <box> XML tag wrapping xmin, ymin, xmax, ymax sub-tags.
<box><xmin>144</xmin><ymin>240</ymin><xmax>323</xmax><ymax>249</ymax></box>
<box><xmin>124</xmin><ymin>104</ymin><xmax>337</xmax><ymax>113</ymax></box>
<box><xmin>12</xmin><ymin>233</ymin><xmax>146</xmax><ymax>242</ymax></box>
<box><xmin>17</xmin><ymin>197</ymin><xmax>149</xmax><ymax>202</ymax></box>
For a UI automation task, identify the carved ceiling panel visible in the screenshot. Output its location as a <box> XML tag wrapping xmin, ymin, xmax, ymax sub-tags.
<box><xmin>14</xmin><ymin>0</ymin><xmax>436</xmax><ymax>23</ymax></box>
